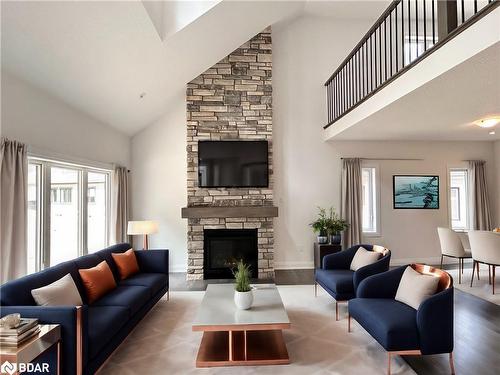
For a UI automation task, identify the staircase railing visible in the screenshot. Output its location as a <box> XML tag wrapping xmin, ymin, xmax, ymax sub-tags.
<box><xmin>324</xmin><ymin>0</ymin><xmax>499</xmax><ymax>129</ymax></box>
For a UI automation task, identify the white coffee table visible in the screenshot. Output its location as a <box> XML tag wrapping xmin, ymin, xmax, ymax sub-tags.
<box><xmin>192</xmin><ymin>284</ymin><xmax>291</xmax><ymax>367</ymax></box>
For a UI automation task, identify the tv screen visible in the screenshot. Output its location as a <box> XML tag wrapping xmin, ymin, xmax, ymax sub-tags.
<box><xmin>198</xmin><ymin>141</ymin><xmax>269</xmax><ymax>188</ymax></box>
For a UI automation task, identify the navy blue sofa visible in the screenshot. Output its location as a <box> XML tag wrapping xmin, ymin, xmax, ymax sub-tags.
<box><xmin>0</xmin><ymin>243</ymin><xmax>169</xmax><ymax>375</ymax></box>
<box><xmin>348</xmin><ymin>264</ymin><xmax>454</xmax><ymax>374</ymax></box>
<box><xmin>315</xmin><ymin>244</ymin><xmax>391</xmax><ymax>320</ymax></box>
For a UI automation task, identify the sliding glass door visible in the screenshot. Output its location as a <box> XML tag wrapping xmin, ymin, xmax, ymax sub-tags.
<box><xmin>27</xmin><ymin>157</ymin><xmax>111</xmax><ymax>271</ymax></box>
<box><xmin>50</xmin><ymin>167</ymin><xmax>80</xmax><ymax>266</ymax></box>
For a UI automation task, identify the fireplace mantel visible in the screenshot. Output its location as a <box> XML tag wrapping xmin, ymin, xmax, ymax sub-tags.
<box><xmin>181</xmin><ymin>206</ymin><xmax>278</xmax><ymax>219</ymax></box>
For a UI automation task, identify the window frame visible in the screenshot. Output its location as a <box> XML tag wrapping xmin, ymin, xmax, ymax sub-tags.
<box><xmin>27</xmin><ymin>156</ymin><xmax>112</xmax><ymax>271</ymax></box>
<box><xmin>361</xmin><ymin>164</ymin><xmax>381</xmax><ymax>237</ymax></box>
<box><xmin>447</xmin><ymin>167</ymin><xmax>470</xmax><ymax>231</ymax></box>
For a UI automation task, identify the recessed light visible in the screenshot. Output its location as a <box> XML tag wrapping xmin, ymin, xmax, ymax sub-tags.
<box><xmin>139</xmin><ymin>92</ymin><xmax>147</xmax><ymax>99</ymax></box>
<box><xmin>489</xmin><ymin>131</ymin><xmax>496</xmax><ymax>135</ymax></box>
<box><xmin>474</xmin><ymin>117</ymin><xmax>499</xmax><ymax>128</ymax></box>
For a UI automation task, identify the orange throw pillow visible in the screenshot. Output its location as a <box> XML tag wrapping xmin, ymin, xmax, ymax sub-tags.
<box><xmin>112</xmin><ymin>249</ymin><xmax>140</xmax><ymax>280</ymax></box>
<box><xmin>78</xmin><ymin>261</ymin><xmax>116</xmax><ymax>304</ymax></box>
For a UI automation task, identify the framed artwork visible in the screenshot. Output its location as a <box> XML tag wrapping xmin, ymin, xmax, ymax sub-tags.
<box><xmin>393</xmin><ymin>175</ymin><xmax>439</xmax><ymax>209</ymax></box>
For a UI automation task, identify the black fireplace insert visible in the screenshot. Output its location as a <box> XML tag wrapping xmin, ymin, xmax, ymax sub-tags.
<box><xmin>203</xmin><ymin>229</ymin><xmax>258</xmax><ymax>279</ymax></box>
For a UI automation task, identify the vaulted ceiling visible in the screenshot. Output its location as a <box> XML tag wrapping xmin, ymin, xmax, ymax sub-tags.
<box><xmin>1</xmin><ymin>0</ymin><xmax>389</xmax><ymax>136</ymax></box>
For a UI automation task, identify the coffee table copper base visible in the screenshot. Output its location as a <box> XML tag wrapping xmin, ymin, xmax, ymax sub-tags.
<box><xmin>196</xmin><ymin>329</ymin><xmax>289</xmax><ymax>367</ymax></box>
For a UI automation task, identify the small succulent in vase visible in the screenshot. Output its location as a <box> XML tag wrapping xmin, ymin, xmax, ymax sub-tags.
<box><xmin>233</xmin><ymin>260</ymin><xmax>253</xmax><ymax>310</ymax></box>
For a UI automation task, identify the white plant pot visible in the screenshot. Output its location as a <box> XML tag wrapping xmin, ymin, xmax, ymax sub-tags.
<box><xmin>234</xmin><ymin>290</ymin><xmax>253</xmax><ymax>310</ymax></box>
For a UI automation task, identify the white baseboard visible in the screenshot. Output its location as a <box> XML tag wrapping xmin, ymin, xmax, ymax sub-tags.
<box><xmin>274</xmin><ymin>261</ymin><xmax>315</xmax><ymax>270</ymax></box>
<box><xmin>170</xmin><ymin>264</ymin><xmax>187</xmax><ymax>273</ymax></box>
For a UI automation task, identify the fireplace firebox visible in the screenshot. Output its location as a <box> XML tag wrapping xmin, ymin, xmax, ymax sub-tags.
<box><xmin>203</xmin><ymin>229</ymin><xmax>258</xmax><ymax>279</ymax></box>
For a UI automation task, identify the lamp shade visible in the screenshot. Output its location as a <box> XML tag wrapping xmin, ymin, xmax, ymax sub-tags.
<box><xmin>127</xmin><ymin>221</ymin><xmax>159</xmax><ymax>235</ymax></box>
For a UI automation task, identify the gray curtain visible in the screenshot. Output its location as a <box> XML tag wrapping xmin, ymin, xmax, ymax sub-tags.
<box><xmin>468</xmin><ymin>160</ymin><xmax>492</xmax><ymax>230</ymax></box>
<box><xmin>341</xmin><ymin>158</ymin><xmax>362</xmax><ymax>248</ymax></box>
<box><xmin>112</xmin><ymin>166</ymin><xmax>130</xmax><ymax>244</ymax></box>
<box><xmin>0</xmin><ymin>138</ymin><xmax>28</xmax><ymax>283</ymax></box>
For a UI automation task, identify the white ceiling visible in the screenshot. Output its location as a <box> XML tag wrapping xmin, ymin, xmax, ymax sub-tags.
<box><xmin>330</xmin><ymin>42</ymin><xmax>500</xmax><ymax>141</ymax></box>
<box><xmin>1</xmin><ymin>0</ymin><xmax>308</xmax><ymax>135</ymax></box>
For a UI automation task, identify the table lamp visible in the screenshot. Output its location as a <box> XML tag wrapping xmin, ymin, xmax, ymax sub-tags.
<box><xmin>127</xmin><ymin>220</ymin><xmax>158</xmax><ymax>250</ymax></box>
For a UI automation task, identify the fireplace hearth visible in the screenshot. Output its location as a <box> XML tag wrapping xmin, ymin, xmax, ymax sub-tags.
<box><xmin>203</xmin><ymin>229</ymin><xmax>258</xmax><ymax>279</ymax></box>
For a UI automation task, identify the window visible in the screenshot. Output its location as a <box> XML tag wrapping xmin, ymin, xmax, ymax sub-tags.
<box><xmin>449</xmin><ymin>169</ymin><xmax>469</xmax><ymax>230</ymax></box>
<box><xmin>362</xmin><ymin>167</ymin><xmax>379</xmax><ymax>235</ymax></box>
<box><xmin>27</xmin><ymin>157</ymin><xmax>111</xmax><ymax>271</ymax></box>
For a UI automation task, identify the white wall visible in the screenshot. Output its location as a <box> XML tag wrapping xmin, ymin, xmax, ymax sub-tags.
<box><xmin>495</xmin><ymin>141</ymin><xmax>500</xmax><ymax>226</ymax></box>
<box><xmin>130</xmin><ymin>90</ymin><xmax>187</xmax><ymax>272</ymax></box>
<box><xmin>1</xmin><ymin>71</ymin><xmax>130</xmax><ymax>167</ymax></box>
<box><xmin>272</xmin><ymin>16</ymin><xmax>498</xmax><ymax>268</ymax></box>
<box><xmin>272</xmin><ymin>16</ymin><xmax>373</xmax><ymax>269</ymax></box>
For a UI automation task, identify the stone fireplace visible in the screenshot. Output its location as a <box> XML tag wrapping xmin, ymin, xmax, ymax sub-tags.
<box><xmin>183</xmin><ymin>27</ymin><xmax>275</xmax><ymax>280</ymax></box>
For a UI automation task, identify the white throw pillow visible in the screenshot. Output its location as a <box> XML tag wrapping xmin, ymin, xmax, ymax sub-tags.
<box><xmin>349</xmin><ymin>247</ymin><xmax>381</xmax><ymax>271</ymax></box>
<box><xmin>395</xmin><ymin>266</ymin><xmax>440</xmax><ymax>310</ymax></box>
<box><xmin>31</xmin><ymin>273</ymin><xmax>83</xmax><ymax>306</ymax></box>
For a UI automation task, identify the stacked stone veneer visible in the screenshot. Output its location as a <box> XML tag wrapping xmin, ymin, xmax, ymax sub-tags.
<box><xmin>186</xmin><ymin>28</ymin><xmax>273</xmax><ymax>280</ymax></box>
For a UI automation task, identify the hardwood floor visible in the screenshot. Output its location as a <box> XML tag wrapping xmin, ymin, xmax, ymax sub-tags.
<box><xmin>170</xmin><ymin>269</ymin><xmax>500</xmax><ymax>374</ymax></box>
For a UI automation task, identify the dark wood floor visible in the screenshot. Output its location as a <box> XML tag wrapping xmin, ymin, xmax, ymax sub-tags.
<box><xmin>170</xmin><ymin>268</ymin><xmax>500</xmax><ymax>375</ymax></box>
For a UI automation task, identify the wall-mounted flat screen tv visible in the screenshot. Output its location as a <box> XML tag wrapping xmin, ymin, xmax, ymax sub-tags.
<box><xmin>198</xmin><ymin>140</ymin><xmax>269</xmax><ymax>188</ymax></box>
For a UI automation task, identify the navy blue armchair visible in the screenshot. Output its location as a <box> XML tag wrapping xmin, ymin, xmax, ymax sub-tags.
<box><xmin>0</xmin><ymin>243</ymin><xmax>169</xmax><ymax>375</ymax></box>
<box><xmin>348</xmin><ymin>264</ymin><xmax>454</xmax><ymax>375</ymax></box>
<box><xmin>314</xmin><ymin>244</ymin><xmax>391</xmax><ymax>320</ymax></box>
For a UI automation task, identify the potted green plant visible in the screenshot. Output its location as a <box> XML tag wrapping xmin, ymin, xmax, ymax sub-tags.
<box><xmin>325</xmin><ymin>207</ymin><xmax>349</xmax><ymax>244</ymax></box>
<box><xmin>233</xmin><ymin>260</ymin><xmax>253</xmax><ymax>310</ymax></box>
<box><xmin>310</xmin><ymin>207</ymin><xmax>329</xmax><ymax>244</ymax></box>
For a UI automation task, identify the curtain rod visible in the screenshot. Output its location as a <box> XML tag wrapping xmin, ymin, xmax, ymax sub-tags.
<box><xmin>340</xmin><ymin>157</ymin><xmax>424</xmax><ymax>161</ymax></box>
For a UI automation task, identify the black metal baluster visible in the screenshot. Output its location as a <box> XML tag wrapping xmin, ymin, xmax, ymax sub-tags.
<box><xmin>395</xmin><ymin>3</ymin><xmax>399</xmax><ymax>72</ymax></box>
<box><xmin>423</xmin><ymin>0</ymin><xmax>427</xmax><ymax>51</ymax></box>
<box><xmin>408</xmin><ymin>0</ymin><xmax>411</xmax><ymax>63</ymax></box>
<box><xmin>432</xmin><ymin>0</ymin><xmax>435</xmax><ymax>45</ymax></box>
<box><xmin>379</xmin><ymin>26</ymin><xmax>382</xmax><ymax>85</ymax></box>
<box><xmin>474</xmin><ymin>0</ymin><xmax>478</xmax><ymax>14</ymax></box>
<box><xmin>384</xmin><ymin>18</ymin><xmax>387</xmax><ymax>81</ymax></box>
<box><xmin>402</xmin><ymin>0</ymin><xmax>405</xmax><ymax>66</ymax></box>
<box><xmin>370</xmin><ymin>35</ymin><xmax>373</xmax><ymax>91</ymax></box>
<box><xmin>416</xmin><ymin>0</ymin><xmax>419</xmax><ymax>58</ymax></box>
<box><xmin>461</xmin><ymin>0</ymin><xmax>465</xmax><ymax>23</ymax></box>
<box><xmin>390</xmin><ymin>11</ymin><xmax>393</xmax><ymax>77</ymax></box>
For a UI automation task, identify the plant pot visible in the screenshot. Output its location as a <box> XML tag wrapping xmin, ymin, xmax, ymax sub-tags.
<box><xmin>234</xmin><ymin>290</ymin><xmax>253</xmax><ymax>310</ymax></box>
<box><xmin>330</xmin><ymin>234</ymin><xmax>342</xmax><ymax>245</ymax></box>
<box><xmin>317</xmin><ymin>235</ymin><xmax>328</xmax><ymax>244</ymax></box>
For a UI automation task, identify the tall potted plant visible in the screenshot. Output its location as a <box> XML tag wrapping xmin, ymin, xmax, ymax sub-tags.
<box><xmin>233</xmin><ymin>261</ymin><xmax>253</xmax><ymax>310</ymax></box>
<box><xmin>310</xmin><ymin>207</ymin><xmax>329</xmax><ymax>244</ymax></box>
<box><xmin>325</xmin><ymin>207</ymin><xmax>349</xmax><ymax>244</ymax></box>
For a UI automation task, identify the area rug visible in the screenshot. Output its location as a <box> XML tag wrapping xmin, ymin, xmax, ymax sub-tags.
<box><xmin>447</xmin><ymin>266</ymin><xmax>499</xmax><ymax>306</ymax></box>
<box><xmin>100</xmin><ymin>285</ymin><xmax>415</xmax><ymax>374</ymax></box>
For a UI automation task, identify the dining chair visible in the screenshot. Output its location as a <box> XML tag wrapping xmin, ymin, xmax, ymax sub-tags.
<box><xmin>437</xmin><ymin>227</ymin><xmax>472</xmax><ymax>284</ymax></box>
<box><xmin>468</xmin><ymin>231</ymin><xmax>500</xmax><ymax>294</ymax></box>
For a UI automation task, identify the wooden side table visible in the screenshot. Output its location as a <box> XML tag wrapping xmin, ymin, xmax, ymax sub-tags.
<box><xmin>314</xmin><ymin>242</ymin><xmax>342</xmax><ymax>268</ymax></box>
<box><xmin>0</xmin><ymin>324</ymin><xmax>61</xmax><ymax>375</ymax></box>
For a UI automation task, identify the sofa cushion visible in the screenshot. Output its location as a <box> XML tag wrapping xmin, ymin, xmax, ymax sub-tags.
<box><xmin>349</xmin><ymin>298</ymin><xmax>419</xmax><ymax>351</ymax></box>
<box><xmin>87</xmin><ymin>306</ymin><xmax>129</xmax><ymax>359</ymax></box>
<box><xmin>350</xmin><ymin>247</ymin><xmax>380</xmax><ymax>271</ymax></box>
<box><xmin>92</xmin><ymin>285</ymin><xmax>150</xmax><ymax>315</ymax></box>
<box><xmin>31</xmin><ymin>274</ymin><xmax>83</xmax><ymax>306</ymax></box>
<box><xmin>112</xmin><ymin>249</ymin><xmax>139</xmax><ymax>280</ymax></box>
<box><xmin>79</xmin><ymin>261</ymin><xmax>117</xmax><ymax>304</ymax></box>
<box><xmin>119</xmin><ymin>273</ymin><xmax>168</xmax><ymax>296</ymax></box>
<box><xmin>395</xmin><ymin>266</ymin><xmax>440</xmax><ymax>310</ymax></box>
<box><xmin>316</xmin><ymin>269</ymin><xmax>354</xmax><ymax>296</ymax></box>
<box><xmin>95</xmin><ymin>243</ymin><xmax>132</xmax><ymax>281</ymax></box>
